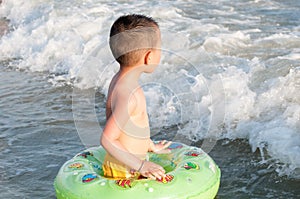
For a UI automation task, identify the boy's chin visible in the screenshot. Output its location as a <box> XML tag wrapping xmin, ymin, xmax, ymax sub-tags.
<box><xmin>144</xmin><ymin>69</ymin><xmax>155</xmax><ymax>74</ymax></box>
<box><xmin>144</xmin><ymin>65</ymin><xmax>158</xmax><ymax>73</ymax></box>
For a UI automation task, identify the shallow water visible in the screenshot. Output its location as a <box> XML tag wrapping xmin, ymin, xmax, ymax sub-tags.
<box><xmin>0</xmin><ymin>67</ymin><xmax>82</xmax><ymax>198</ymax></box>
<box><xmin>210</xmin><ymin>140</ymin><xmax>300</xmax><ymax>199</ymax></box>
<box><xmin>1</xmin><ymin>0</ymin><xmax>300</xmax><ymax>198</ymax></box>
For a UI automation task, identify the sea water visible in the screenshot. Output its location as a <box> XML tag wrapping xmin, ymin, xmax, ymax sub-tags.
<box><xmin>0</xmin><ymin>0</ymin><xmax>299</xmax><ymax>198</ymax></box>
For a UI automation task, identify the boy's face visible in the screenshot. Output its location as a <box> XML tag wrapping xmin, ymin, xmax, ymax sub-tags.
<box><xmin>152</xmin><ymin>47</ymin><xmax>161</xmax><ymax>65</ymax></box>
<box><xmin>145</xmin><ymin>29</ymin><xmax>161</xmax><ymax>73</ymax></box>
<box><xmin>144</xmin><ymin>48</ymin><xmax>161</xmax><ymax>73</ymax></box>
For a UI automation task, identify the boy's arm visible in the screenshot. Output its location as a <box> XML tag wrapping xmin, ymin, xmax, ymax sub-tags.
<box><xmin>101</xmin><ymin>117</ymin><xmax>143</xmax><ymax>171</ymax></box>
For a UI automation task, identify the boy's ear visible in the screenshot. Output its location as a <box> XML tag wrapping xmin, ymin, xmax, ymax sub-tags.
<box><xmin>144</xmin><ymin>50</ymin><xmax>152</xmax><ymax>65</ymax></box>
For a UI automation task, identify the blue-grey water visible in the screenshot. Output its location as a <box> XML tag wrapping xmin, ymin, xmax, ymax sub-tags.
<box><xmin>1</xmin><ymin>0</ymin><xmax>300</xmax><ymax>198</ymax></box>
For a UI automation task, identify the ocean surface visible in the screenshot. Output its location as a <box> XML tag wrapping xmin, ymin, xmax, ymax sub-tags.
<box><xmin>0</xmin><ymin>0</ymin><xmax>300</xmax><ymax>198</ymax></box>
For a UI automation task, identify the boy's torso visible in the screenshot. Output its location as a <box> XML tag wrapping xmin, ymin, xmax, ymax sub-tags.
<box><xmin>106</xmin><ymin>74</ymin><xmax>150</xmax><ymax>158</ymax></box>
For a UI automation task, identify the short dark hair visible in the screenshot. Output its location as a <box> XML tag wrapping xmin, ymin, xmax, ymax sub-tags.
<box><xmin>109</xmin><ymin>14</ymin><xmax>160</xmax><ymax>66</ymax></box>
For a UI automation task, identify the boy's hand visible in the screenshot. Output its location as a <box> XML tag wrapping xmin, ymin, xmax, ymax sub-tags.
<box><xmin>139</xmin><ymin>161</ymin><xmax>165</xmax><ymax>180</ymax></box>
<box><xmin>150</xmin><ymin>140</ymin><xmax>172</xmax><ymax>154</ymax></box>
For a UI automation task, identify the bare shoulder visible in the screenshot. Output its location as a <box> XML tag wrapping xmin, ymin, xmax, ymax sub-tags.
<box><xmin>109</xmin><ymin>83</ymin><xmax>137</xmax><ymax>110</ymax></box>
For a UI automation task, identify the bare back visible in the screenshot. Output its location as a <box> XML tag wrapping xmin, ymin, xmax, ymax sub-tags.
<box><xmin>106</xmin><ymin>73</ymin><xmax>150</xmax><ymax>158</ymax></box>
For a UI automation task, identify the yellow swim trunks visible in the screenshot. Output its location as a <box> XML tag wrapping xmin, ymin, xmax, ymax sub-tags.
<box><xmin>102</xmin><ymin>153</ymin><xmax>141</xmax><ymax>179</ymax></box>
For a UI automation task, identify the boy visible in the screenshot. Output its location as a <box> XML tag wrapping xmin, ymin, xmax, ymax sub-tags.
<box><xmin>100</xmin><ymin>14</ymin><xmax>171</xmax><ymax>180</ymax></box>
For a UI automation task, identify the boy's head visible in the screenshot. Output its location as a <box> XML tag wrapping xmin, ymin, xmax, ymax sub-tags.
<box><xmin>109</xmin><ymin>14</ymin><xmax>161</xmax><ymax>67</ymax></box>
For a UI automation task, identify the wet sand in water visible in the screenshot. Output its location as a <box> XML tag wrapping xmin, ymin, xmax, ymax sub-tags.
<box><xmin>0</xmin><ymin>18</ymin><xmax>9</xmax><ymax>37</ymax></box>
<box><xmin>0</xmin><ymin>0</ymin><xmax>9</xmax><ymax>37</ymax></box>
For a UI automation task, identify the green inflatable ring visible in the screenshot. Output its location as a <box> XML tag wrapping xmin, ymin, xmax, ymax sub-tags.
<box><xmin>54</xmin><ymin>142</ymin><xmax>221</xmax><ymax>199</ymax></box>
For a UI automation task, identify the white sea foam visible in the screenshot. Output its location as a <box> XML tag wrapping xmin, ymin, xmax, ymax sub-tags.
<box><xmin>203</xmin><ymin>31</ymin><xmax>251</xmax><ymax>54</ymax></box>
<box><xmin>1</xmin><ymin>0</ymin><xmax>299</xmax><ymax>178</ymax></box>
